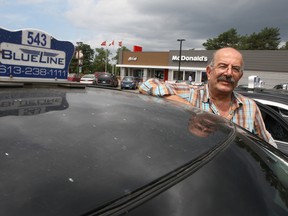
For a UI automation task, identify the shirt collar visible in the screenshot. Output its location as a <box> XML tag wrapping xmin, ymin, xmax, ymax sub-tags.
<box><xmin>203</xmin><ymin>84</ymin><xmax>243</xmax><ymax>107</ymax></box>
<box><xmin>233</xmin><ymin>91</ymin><xmax>243</xmax><ymax>107</ymax></box>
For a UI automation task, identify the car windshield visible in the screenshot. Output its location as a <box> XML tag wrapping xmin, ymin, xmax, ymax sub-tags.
<box><xmin>123</xmin><ymin>77</ymin><xmax>133</xmax><ymax>81</ymax></box>
<box><xmin>98</xmin><ymin>74</ymin><xmax>113</xmax><ymax>79</ymax></box>
<box><xmin>82</xmin><ymin>75</ymin><xmax>94</xmax><ymax>78</ymax></box>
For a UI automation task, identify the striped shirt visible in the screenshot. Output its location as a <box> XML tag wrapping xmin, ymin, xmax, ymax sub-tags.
<box><xmin>139</xmin><ymin>79</ymin><xmax>276</xmax><ymax>147</ymax></box>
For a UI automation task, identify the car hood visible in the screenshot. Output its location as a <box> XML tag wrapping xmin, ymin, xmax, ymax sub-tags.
<box><xmin>0</xmin><ymin>87</ymin><xmax>235</xmax><ymax>216</ymax></box>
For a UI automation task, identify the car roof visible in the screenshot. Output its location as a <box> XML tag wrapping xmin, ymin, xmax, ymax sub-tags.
<box><xmin>235</xmin><ymin>88</ymin><xmax>288</xmax><ymax>110</ymax></box>
<box><xmin>122</xmin><ymin>76</ymin><xmax>136</xmax><ymax>79</ymax></box>
<box><xmin>83</xmin><ymin>74</ymin><xmax>95</xmax><ymax>76</ymax></box>
<box><xmin>1</xmin><ymin>85</ymin><xmax>288</xmax><ymax>215</ymax></box>
<box><xmin>99</xmin><ymin>72</ymin><xmax>112</xmax><ymax>76</ymax></box>
<box><xmin>0</xmin><ymin>86</ymin><xmax>235</xmax><ymax>215</ymax></box>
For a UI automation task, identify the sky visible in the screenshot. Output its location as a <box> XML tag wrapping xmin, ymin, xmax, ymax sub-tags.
<box><xmin>1</xmin><ymin>0</ymin><xmax>288</xmax><ymax>52</ymax></box>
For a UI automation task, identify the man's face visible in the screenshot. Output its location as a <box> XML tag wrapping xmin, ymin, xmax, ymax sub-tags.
<box><xmin>188</xmin><ymin>117</ymin><xmax>217</xmax><ymax>137</ymax></box>
<box><xmin>206</xmin><ymin>48</ymin><xmax>243</xmax><ymax>94</ymax></box>
<box><xmin>188</xmin><ymin>112</ymin><xmax>221</xmax><ymax>137</ymax></box>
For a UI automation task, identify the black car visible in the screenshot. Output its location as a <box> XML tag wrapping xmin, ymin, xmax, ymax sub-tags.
<box><xmin>97</xmin><ymin>73</ymin><xmax>118</xmax><ymax>87</ymax></box>
<box><xmin>256</xmin><ymin>101</ymin><xmax>288</xmax><ymax>154</ymax></box>
<box><xmin>0</xmin><ymin>85</ymin><xmax>288</xmax><ymax>216</ymax></box>
<box><xmin>121</xmin><ymin>76</ymin><xmax>140</xmax><ymax>90</ymax></box>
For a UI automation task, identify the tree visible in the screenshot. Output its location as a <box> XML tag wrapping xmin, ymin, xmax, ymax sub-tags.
<box><xmin>258</xmin><ymin>27</ymin><xmax>281</xmax><ymax>49</ymax></box>
<box><xmin>93</xmin><ymin>48</ymin><xmax>112</xmax><ymax>72</ymax></box>
<box><xmin>79</xmin><ymin>43</ymin><xmax>95</xmax><ymax>73</ymax></box>
<box><xmin>243</xmin><ymin>27</ymin><xmax>281</xmax><ymax>50</ymax></box>
<box><xmin>241</xmin><ymin>32</ymin><xmax>261</xmax><ymax>50</ymax></box>
<box><xmin>112</xmin><ymin>46</ymin><xmax>130</xmax><ymax>75</ymax></box>
<box><xmin>258</xmin><ymin>27</ymin><xmax>281</xmax><ymax>50</ymax></box>
<box><xmin>69</xmin><ymin>43</ymin><xmax>94</xmax><ymax>74</ymax></box>
<box><xmin>113</xmin><ymin>46</ymin><xmax>130</xmax><ymax>63</ymax></box>
<box><xmin>203</xmin><ymin>27</ymin><xmax>281</xmax><ymax>50</ymax></box>
<box><xmin>280</xmin><ymin>41</ymin><xmax>288</xmax><ymax>50</ymax></box>
<box><xmin>202</xmin><ymin>28</ymin><xmax>241</xmax><ymax>50</ymax></box>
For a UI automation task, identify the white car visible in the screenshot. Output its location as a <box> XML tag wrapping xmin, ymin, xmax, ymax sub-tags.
<box><xmin>80</xmin><ymin>74</ymin><xmax>96</xmax><ymax>85</ymax></box>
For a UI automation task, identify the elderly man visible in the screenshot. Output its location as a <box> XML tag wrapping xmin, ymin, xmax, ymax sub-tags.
<box><xmin>139</xmin><ymin>47</ymin><xmax>276</xmax><ymax>147</ymax></box>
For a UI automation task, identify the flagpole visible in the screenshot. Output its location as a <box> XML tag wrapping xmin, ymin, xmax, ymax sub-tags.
<box><xmin>105</xmin><ymin>46</ymin><xmax>107</xmax><ymax>73</ymax></box>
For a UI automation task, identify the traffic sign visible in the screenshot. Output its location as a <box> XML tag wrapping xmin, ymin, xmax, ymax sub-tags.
<box><xmin>0</xmin><ymin>28</ymin><xmax>75</xmax><ymax>80</ymax></box>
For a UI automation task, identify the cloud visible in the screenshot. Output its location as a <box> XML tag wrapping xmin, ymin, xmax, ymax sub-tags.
<box><xmin>1</xmin><ymin>0</ymin><xmax>288</xmax><ymax>51</ymax></box>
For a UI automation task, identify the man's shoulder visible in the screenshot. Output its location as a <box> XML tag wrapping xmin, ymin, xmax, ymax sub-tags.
<box><xmin>233</xmin><ymin>91</ymin><xmax>256</xmax><ymax>105</ymax></box>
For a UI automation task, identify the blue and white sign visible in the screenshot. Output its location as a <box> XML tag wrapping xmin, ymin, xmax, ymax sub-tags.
<box><xmin>0</xmin><ymin>28</ymin><xmax>75</xmax><ymax>80</ymax></box>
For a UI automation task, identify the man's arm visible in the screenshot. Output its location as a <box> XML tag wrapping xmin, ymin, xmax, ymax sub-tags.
<box><xmin>139</xmin><ymin>79</ymin><xmax>193</xmax><ymax>105</ymax></box>
<box><xmin>139</xmin><ymin>78</ymin><xmax>173</xmax><ymax>96</ymax></box>
<box><xmin>164</xmin><ymin>95</ymin><xmax>192</xmax><ymax>105</ymax></box>
<box><xmin>254</xmin><ymin>105</ymin><xmax>277</xmax><ymax>148</ymax></box>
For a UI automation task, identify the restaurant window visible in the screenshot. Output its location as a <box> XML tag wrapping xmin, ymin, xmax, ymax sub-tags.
<box><xmin>155</xmin><ymin>70</ymin><xmax>164</xmax><ymax>79</ymax></box>
<box><xmin>173</xmin><ymin>71</ymin><xmax>183</xmax><ymax>80</ymax></box>
<box><xmin>185</xmin><ymin>71</ymin><xmax>196</xmax><ymax>81</ymax></box>
<box><xmin>201</xmin><ymin>71</ymin><xmax>208</xmax><ymax>83</ymax></box>
<box><xmin>132</xmin><ymin>69</ymin><xmax>143</xmax><ymax>78</ymax></box>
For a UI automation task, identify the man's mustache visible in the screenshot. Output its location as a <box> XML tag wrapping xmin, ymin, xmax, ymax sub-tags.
<box><xmin>217</xmin><ymin>76</ymin><xmax>235</xmax><ymax>84</ymax></box>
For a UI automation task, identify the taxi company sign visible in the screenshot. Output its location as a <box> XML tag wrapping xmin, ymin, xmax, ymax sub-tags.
<box><xmin>172</xmin><ymin>55</ymin><xmax>208</xmax><ymax>62</ymax></box>
<box><xmin>0</xmin><ymin>28</ymin><xmax>74</xmax><ymax>80</ymax></box>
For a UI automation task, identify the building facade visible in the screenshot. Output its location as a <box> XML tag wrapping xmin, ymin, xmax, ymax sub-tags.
<box><xmin>117</xmin><ymin>50</ymin><xmax>288</xmax><ymax>88</ymax></box>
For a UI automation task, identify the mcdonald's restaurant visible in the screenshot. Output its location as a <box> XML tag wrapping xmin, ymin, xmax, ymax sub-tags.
<box><xmin>116</xmin><ymin>49</ymin><xmax>288</xmax><ymax>88</ymax></box>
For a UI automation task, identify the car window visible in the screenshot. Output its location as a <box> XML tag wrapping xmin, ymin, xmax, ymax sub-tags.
<box><xmin>279</xmin><ymin>108</ymin><xmax>288</xmax><ymax>118</ymax></box>
<box><xmin>262</xmin><ymin>112</ymin><xmax>288</xmax><ymax>142</ymax></box>
<box><xmin>258</xmin><ymin>102</ymin><xmax>288</xmax><ymax>154</ymax></box>
<box><xmin>83</xmin><ymin>75</ymin><xmax>94</xmax><ymax>78</ymax></box>
<box><xmin>123</xmin><ymin>77</ymin><xmax>133</xmax><ymax>81</ymax></box>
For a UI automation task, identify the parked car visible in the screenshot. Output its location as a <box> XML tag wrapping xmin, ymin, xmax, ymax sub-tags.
<box><xmin>97</xmin><ymin>73</ymin><xmax>118</xmax><ymax>87</ymax></box>
<box><xmin>0</xmin><ymin>84</ymin><xmax>288</xmax><ymax>216</ymax></box>
<box><xmin>175</xmin><ymin>80</ymin><xmax>204</xmax><ymax>86</ymax></box>
<box><xmin>94</xmin><ymin>72</ymin><xmax>105</xmax><ymax>82</ymax></box>
<box><xmin>121</xmin><ymin>76</ymin><xmax>139</xmax><ymax>90</ymax></box>
<box><xmin>67</xmin><ymin>73</ymin><xmax>81</xmax><ymax>82</ymax></box>
<box><xmin>175</xmin><ymin>80</ymin><xmax>192</xmax><ymax>85</ymax></box>
<box><xmin>274</xmin><ymin>83</ymin><xmax>288</xmax><ymax>90</ymax></box>
<box><xmin>80</xmin><ymin>74</ymin><xmax>96</xmax><ymax>85</ymax></box>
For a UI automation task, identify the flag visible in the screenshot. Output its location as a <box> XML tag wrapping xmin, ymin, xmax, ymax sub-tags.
<box><xmin>118</xmin><ymin>41</ymin><xmax>122</xmax><ymax>47</ymax></box>
<box><xmin>101</xmin><ymin>41</ymin><xmax>106</xmax><ymax>46</ymax></box>
<box><xmin>109</xmin><ymin>40</ymin><xmax>114</xmax><ymax>46</ymax></box>
<box><xmin>133</xmin><ymin>45</ymin><xmax>142</xmax><ymax>52</ymax></box>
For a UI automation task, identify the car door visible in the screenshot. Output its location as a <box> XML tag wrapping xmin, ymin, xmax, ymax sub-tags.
<box><xmin>256</xmin><ymin>101</ymin><xmax>288</xmax><ymax>154</ymax></box>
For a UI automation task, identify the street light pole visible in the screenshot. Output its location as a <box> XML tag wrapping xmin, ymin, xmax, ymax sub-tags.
<box><xmin>177</xmin><ymin>39</ymin><xmax>185</xmax><ymax>73</ymax></box>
